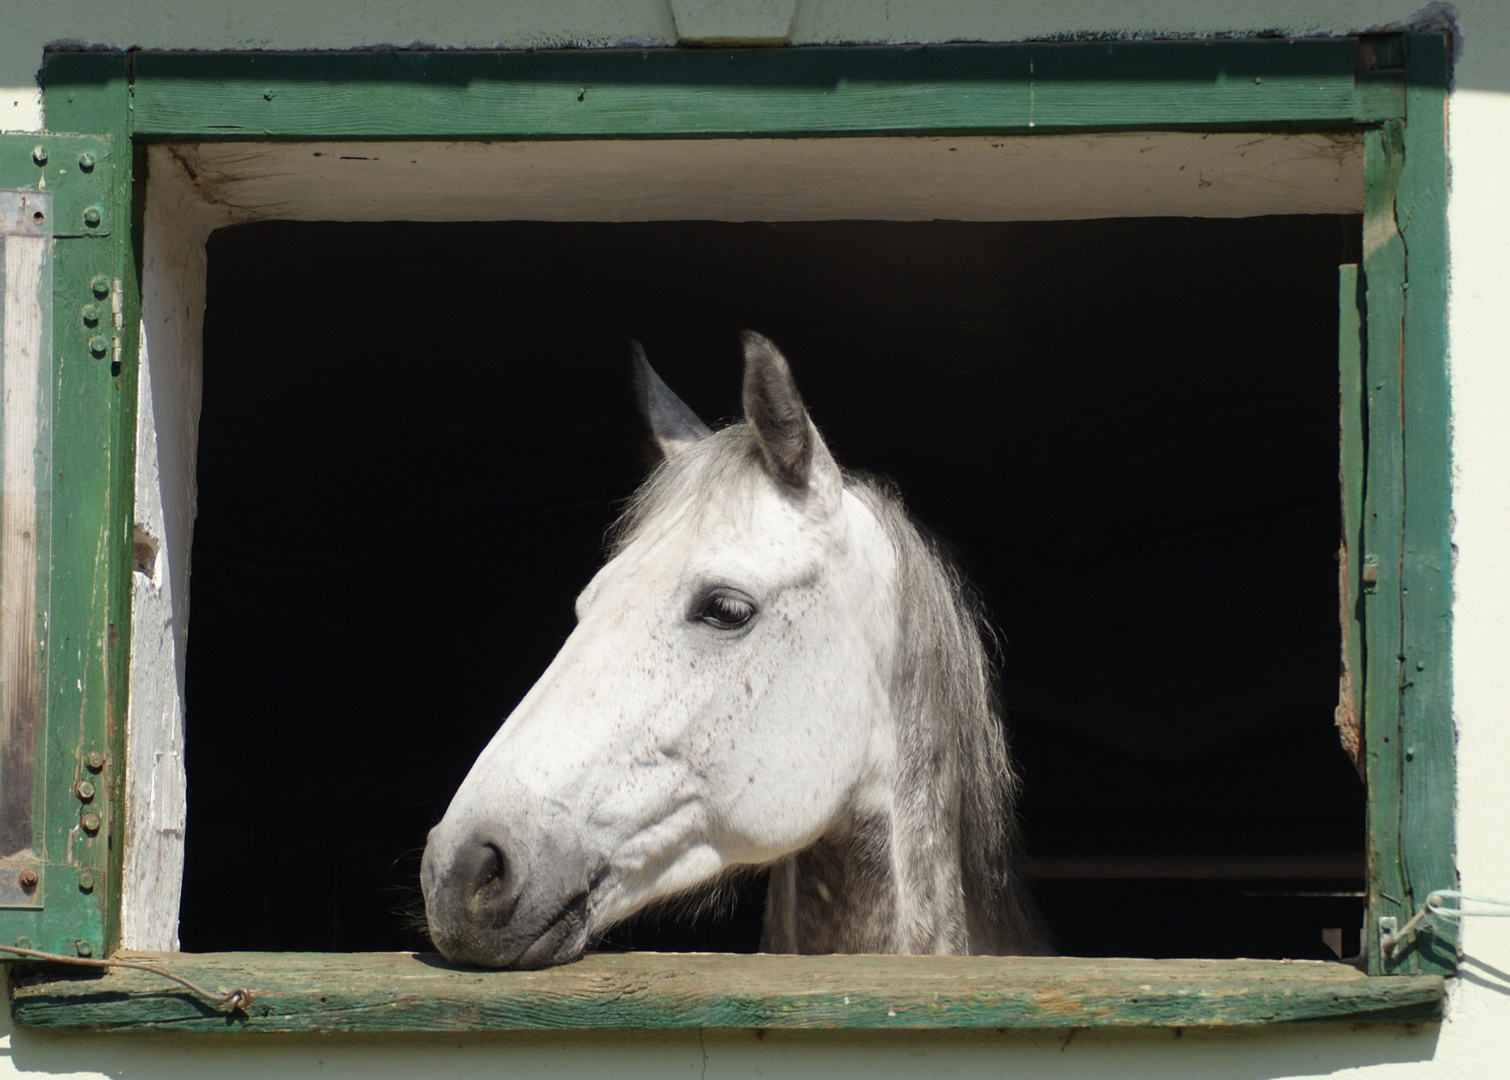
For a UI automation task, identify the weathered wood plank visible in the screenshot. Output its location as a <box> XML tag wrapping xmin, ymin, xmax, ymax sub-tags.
<box><xmin>1361</xmin><ymin>119</ymin><xmax>1408</xmax><ymax>976</ymax></box>
<box><xmin>125</xmin><ymin>40</ymin><xmax>1394</xmax><ymax>142</ymax></box>
<box><xmin>1394</xmin><ymin>32</ymin><xmax>1456</xmax><ymax>974</ymax></box>
<box><xmin>35</xmin><ymin>52</ymin><xmax>142</xmax><ymax>960</ymax></box>
<box><xmin>1337</xmin><ymin>262</ymin><xmax>1365</xmax><ymax>776</ymax></box>
<box><xmin>8</xmin><ymin>952</ymin><xmax>1444</xmax><ymax>1033</ymax></box>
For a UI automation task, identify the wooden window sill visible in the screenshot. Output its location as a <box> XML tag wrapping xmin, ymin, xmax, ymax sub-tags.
<box><xmin>7</xmin><ymin>952</ymin><xmax>1443</xmax><ymax>1033</ymax></box>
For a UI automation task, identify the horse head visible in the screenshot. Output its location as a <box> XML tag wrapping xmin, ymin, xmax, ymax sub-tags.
<box><xmin>421</xmin><ymin>333</ymin><xmax>1039</xmax><ymax>967</ymax></box>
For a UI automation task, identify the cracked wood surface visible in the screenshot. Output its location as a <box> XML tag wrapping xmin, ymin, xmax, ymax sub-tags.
<box><xmin>8</xmin><ymin>952</ymin><xmax>1443</xmax><ymax>1033</ymax></box>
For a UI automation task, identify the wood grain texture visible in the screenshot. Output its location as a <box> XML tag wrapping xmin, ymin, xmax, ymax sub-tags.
<box><xmin>32</xmin><ymin>52</ymin><xmax>141</xmax><ymax>960</ymax></box>
<box><xmin>1394</xmin><ymin>32</ymin><xmax>1456</xmax><ymax>975</ymax></box>
<box><xmin>158</xmin><ymin>132</ymin><xmax>1363</xmax><ymax>226</ymax></box>
<box><xmin>7</xmin><ymin>952</ymin><xmax>1444</xmax><ymax>1033</ymax></box>
<box><xmin>1358</xmin><ymin>34</ymin><xmax>1456</xmax><ymax>978</ymax></box>
<box><xmin>0</xmin><ymin>209</ymin><xmax>48</xmax><ymax>861</ymax></box>
<box><xmin>1362</xmin><ymin>119</ymin><xmax>1408</xmax><ymax>977</ymax></box>
<box><xmin>127</xmin><ymin>40</ymin><xmax>1399</xmax><ymax>142</ymax></box>
<box><xmin>0</xmin><ymin>129</ymin><xmax>125</xmax><ymax>957</ymax></box>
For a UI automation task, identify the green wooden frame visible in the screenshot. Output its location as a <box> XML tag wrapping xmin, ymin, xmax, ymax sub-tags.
<box><xmin>2</xmin><ymin>34</ymin><xmax>1453</xmax><ymax>1030</ymax></box>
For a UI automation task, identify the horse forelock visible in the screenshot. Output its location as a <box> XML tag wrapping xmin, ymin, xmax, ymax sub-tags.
<box><xmin>607</xmin><ymin>424</ymin><xmax>770</xmax><ymax>556</ymax></box>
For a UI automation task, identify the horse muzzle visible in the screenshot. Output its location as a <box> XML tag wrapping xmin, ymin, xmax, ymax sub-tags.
<box><xmin>421</xmin><ymin>824</ymin><xmax>598</xmax><ymax>969</ymax></box>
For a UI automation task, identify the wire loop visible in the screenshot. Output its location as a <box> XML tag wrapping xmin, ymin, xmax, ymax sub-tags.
<box><xmin>0</xmin><ymin>943</ymin><xmax>253</xmax><ymax>1012</ymax></box>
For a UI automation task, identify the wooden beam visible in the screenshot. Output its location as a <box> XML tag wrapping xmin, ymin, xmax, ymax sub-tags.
<box><xmin>9</xmin><ymin>951</ymin><xmax>1443</xmax><ymax>1033</ymax></box>
<box><xmin>122</xmin><ymin>40</ymin><xmax>1399</xmax><ymax>142</ymax></box>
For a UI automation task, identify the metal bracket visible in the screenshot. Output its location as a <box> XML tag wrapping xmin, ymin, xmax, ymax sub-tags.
<box><xmin>9</xmin><ymin>135</ymin><xmax>114</xmax><ymax>238</ymax></box>
<box><xmin>0</xmin><ymin>861</ymin><xmax>43</xmax><ymax>910</ymax></box>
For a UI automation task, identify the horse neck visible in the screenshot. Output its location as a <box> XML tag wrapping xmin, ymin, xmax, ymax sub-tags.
<box><xmin>760</xmin><ymin>792</ymin><xmax>970</xmax><ymax>955</ymax></box>
<box><xmin>761</xmin><ymin>494</ymin><xmax>971</xmax><ymax>955</ymax></box>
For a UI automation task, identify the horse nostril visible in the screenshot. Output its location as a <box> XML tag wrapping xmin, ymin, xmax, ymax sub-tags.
<box><xmin>459</xmin><ymin>837</ymin><xmax>519</xmax><ymax>925</ymax></box>
<box><xmin>479</xmin><ymin>842</ymin><xmax>505</xmax><ymax>887</ymax></box>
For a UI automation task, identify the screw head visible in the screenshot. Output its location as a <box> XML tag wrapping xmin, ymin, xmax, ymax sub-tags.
<box><xmin>80</xmin><ymin>811</ymin><xmax>102</xmax><ymax>833</ymax></box>
<box><xmin>78</xmin><ymin>871</ymin><xmax>96</xmax><ymax>893</ymax></box>
<box><xmin>90</xmin><ymin>275</ymin><xmax>111</xmax><ymax>299</ymax></box>
<box><xmin>82</xmin><ymin>205</ymin><xmax>103</xmax><ymax>228</ymax></box>
<box><xmin>75</xmin><ymin>940</ymin><xmax>94</xmax><ymax>958</ymax></box>
<box><xmin>31</xmin><ymin>145</ymin><xmax>47</xmax><ymax>166</ymax></box>
<box><xmin>84</xmin><ymin>750</ymin><xmax>105</xmax><ymax>771</ymax></box>
<box><xmin>18</xmin><ymin>868</ymin><xmax>38</xmax><ymax>889</ymax></box>
<box><xmin>88</xmin><ymin>335</ymin><xmax>109</xmax><ymax>358</ymax></box>
<box><xmin>14</xmin><ymin>937</ymin><xmax>32</xmax><ymax>950</ymax></box>
<box><xmin>75</xmin><ymin>779</ymin><xmax>96</xmax><ymax>801</ymax></box>
<box><xmin>81</xmin><ymin>302</ymin><xmax>100</xmax><ymax>326</ymax></box>
<box><xmin>78</xmin><ymin>151</ymin><xmax>95</xmax><ymax>172</ymax></box>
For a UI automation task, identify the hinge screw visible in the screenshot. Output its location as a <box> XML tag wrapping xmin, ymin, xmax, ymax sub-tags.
<box><xmin>84</xmin><ymin>750</ymin><xmax>105</xmax><ymax>771</ymax></box>
<box><xmin>82</xmin><ymin>205</ymin><xmax>103</xmax><ymax>229</ymax></box>
<box><xmin>31</xmin><ymin>145</ymin><xmax>47</xmax><ymax>166</ymax></box>
<box><xmin>90</xmin><ymin>275</ymin><xmax>111</xmax><ymax>299</ymax></box>
<box><xmin>18</xmin><ymin>869</ymin><xmax>38</xmax><ymax>889</ymax></box>
<box><xmin>75</xmin><ymin>940</ymin><xmax>94</xmax><ymax>958</ymax></box>
<box><xmin>82</xmin><ymin>303</ymin><xmax>100</xmax><ymax>326</ymax></box>
<box><xmin>75</xmin><ymin>779</ymin><xmax>96</xmax><ymax>802</ymax></box>
<box><xmin>78</xmin><ymin>871</ymin><xmax>96</xmax><ymax>893</ymax></box>
<box><xmin>88</xmin><ymin>335</ymin><xmax>109</xmax><ymax>358</ymax></box>
<box><xmin>80</xmin><ymin>812</ymin><xmax>102</xmax><ymax>834</ymax></box>
<box><xmin>78</xmin><ymin>151</ymin><xmax>95</xmax><ymax>172</ymax></box>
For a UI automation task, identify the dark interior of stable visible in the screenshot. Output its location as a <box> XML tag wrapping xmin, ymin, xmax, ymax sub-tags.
<box><xmin>181</xmin><ymin>214</ymin><xmax>1365</xmax><ymax>960</ymax></box>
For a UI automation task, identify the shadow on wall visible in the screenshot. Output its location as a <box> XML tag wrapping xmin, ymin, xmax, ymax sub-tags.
<box><xmin>0</xmin><ymin>998</ymin><xmax>1444</xmax><ymax>1080</ymax></box>
<box><xmin>1458</xmin><ymin>952</ymin><xmax>1510</xmax><ymax>997</ymax></box>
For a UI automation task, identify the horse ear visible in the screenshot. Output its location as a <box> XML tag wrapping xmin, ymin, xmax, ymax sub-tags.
<box><xmin>632</xmin><ymin>342</ymin><xmax>711</xmax><ymax>457</ymax></box>
<box><xmin>740</xmin><ymin>332</ymin><xmax>841</xmax><ymax>503</ymax></box>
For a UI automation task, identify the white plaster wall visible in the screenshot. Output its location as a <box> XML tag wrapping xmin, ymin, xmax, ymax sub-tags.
<box><xmin>3</xmin><ymin>2</ymin><xmax>1509</xmax><ymax>1077</ymax></box>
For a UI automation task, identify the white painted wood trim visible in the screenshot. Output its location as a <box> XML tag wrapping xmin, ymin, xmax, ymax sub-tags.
<box><xmin>121</xmin><ymin>153</ymin><xmax>231</xmax><ymax>949</ymax></box>
<box><xmin>167</xmin><ymin>132</ymin><xmax>1363</xmax><ymax>225</ymax></box>
<box><xmin>0</xmin><ymin>191</ymin><xmax>50</xmax><ymax>864</ymax></box>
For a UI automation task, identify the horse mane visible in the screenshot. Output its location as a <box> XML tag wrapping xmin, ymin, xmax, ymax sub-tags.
<box><xmin>609</xmin><ymin>423</ymin><xmax>1047</xmax><ymax>954</ymax></box>
<box><xmin>847</xmin><ymin>476</ymin><xmax>1048</xmax><ymax>955</ymax></box>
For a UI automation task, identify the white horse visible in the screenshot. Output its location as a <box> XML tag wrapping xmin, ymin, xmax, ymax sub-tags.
<box><xmin>421</xmin><ymin>333</ymin><xmax>1045</xmax><ymax>968</ymax></box>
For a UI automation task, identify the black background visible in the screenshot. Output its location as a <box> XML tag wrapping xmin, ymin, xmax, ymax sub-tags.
<box><xmin>182</xmin><ymin>216</ymin><xmax>1364</xmax><ymax>960</ymax></box>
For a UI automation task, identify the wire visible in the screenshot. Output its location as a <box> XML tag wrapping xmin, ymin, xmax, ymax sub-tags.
<box><xmin>1426</xmin><ymin>890</ymin><xmax>1510</xmax><ymax>919</ymax></box>
<box><xmin>1382</xmin><ymin>889</ymin><xmax>1510</xmax><ymax>962</ymax></box>
<box><xmin>0</xmin><ymin>943</ymin><xmax>253</xmax><ymax>1012</ymax></box>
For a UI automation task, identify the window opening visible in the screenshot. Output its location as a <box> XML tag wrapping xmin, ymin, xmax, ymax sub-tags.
<box><xmin>181</xmin><ymin>215</ymin><xmax>1363</xmax><ymax>961</ymax></box>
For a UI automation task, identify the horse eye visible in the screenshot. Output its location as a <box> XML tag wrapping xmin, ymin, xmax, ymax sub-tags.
<box><xmin>694</xmin><ymin>590</ymin><xmax>756</xmax><ymax>630</ymax></box>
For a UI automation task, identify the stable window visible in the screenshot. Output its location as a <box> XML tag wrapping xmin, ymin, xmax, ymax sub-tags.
<box><xmin>2</xmin><ymin>37</ymin><xmax>1453</xmax><ymax>1030</ymax></box>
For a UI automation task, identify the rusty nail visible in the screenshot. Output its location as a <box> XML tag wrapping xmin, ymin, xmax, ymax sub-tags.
<box><xmin>85</xmin><ymin>750</ymin><xmax>105</xmax><ymax>771</ymax></box>
<box><xmin>80</xmin><ymin>812</ymin><xmax>101</xmax><ymax>833</ymax></box>
<box><xmin>82</xmin><ymin>205</ymin><xmax>102</xmax><ymax>228</ymax></box>
<box><xmin>78</xmin><ymin>151</ymin><xmax>95</xmax><ymax>172</ymax></box>
<box><xmin>90</xmin><ymin>275</ymin><xmax>110</xmax><ymax>298</ymax></box>
<box><xmin>75</xmin><ymin>779</ymin><xmax>96</xmax><ymax>801</ymax></box>
<box><xmin>75</xmin><ymin>940</ymin><xmax>94</xmax><ymax>958</ymax></box>
<box><xmin>18</xmin><ymin>869</ymin><xmax>38</xmax><ymax>889</ymax></box>
<box><xmin>31</xmin><ymin>145</ymin><xmax>47</xmax><ymax>166</ymax></box>
<box><xmin>78</xmin><ymin>871</ymin><xmax>96</xmax><ymax>893</ymax></box>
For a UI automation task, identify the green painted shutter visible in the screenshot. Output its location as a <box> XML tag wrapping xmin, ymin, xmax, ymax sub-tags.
<box><xmin>0</xmin><ymin>131</ymin><xmax>132</xmax><ymax>959</ymax></box>
<box><xmin>1360</xmin><ymin>34</ymin><xmax>1458</xmax><ymax>976</ymax></box>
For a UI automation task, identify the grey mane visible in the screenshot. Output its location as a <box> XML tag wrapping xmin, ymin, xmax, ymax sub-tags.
<box><xmin>848</xmin><ymin>476</ymin><xmax>1047</xmax><ymax>954</ymax></box>
<box><xmin>610</xmin><ymin>423</ymin><xmax>1047</xmax><ymax>956</ymax></box>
